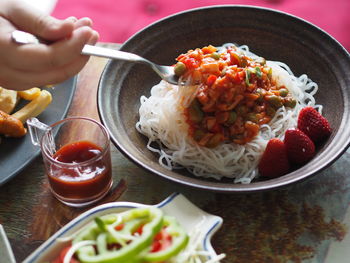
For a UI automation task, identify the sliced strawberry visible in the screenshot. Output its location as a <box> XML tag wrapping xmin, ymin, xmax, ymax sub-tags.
<box><xmin>298</xmin><ymin>106</ymin><xmax>331</xmax><ymax>143</ymax></box>
<box><xmin>284</xmin><ymin>129</ymin><xmax>315</xmax><ymax>165</ymax></box>
<box><xmin>258</xmin><ymin>138</ymin><xmax>290</xmax><ymax>178</ymax></box>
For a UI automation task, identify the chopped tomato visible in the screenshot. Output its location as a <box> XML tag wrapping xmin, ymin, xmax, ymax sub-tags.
<box><xmin>202</xmin><ymin>45</ymin><xmax>217</xmax><ymax>54</ymax></box>
<box><xmin>206</xmin><ymin>75</ymin><xmax>217</xmax><ymax>86</ymax></box>
<box><xmin>181</xmin><ymin>57</ymin><xmax>199</xmax><ymax>70</ymax></box>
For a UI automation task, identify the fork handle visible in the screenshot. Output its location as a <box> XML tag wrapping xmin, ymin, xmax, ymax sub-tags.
<box><xmin>82</xmin><ymin>45</ymin><xmax>150</xmax><ymax>64</ymax></box>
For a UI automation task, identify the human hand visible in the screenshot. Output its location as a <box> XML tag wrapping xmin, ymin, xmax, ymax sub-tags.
<box><xmin>0</xmin><ymin>0</ymin><xmax>99</xmax><ymax>90</ymax></box>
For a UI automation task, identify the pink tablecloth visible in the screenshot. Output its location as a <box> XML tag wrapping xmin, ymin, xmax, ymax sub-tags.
<box><xmin>52</xmin><ymin>0</ymin><xmax>350</xmax><ymax>50</ymax></box>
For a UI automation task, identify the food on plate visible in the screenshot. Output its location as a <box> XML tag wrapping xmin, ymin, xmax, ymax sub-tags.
<box><xmin>258</xmin><ymin>138</ymin><xmax>290</xmax><ymax>178</ymax></box>
<box><xmin>258</xmin><ymin>107</ymin><xmax>331</xmax><ymax>178</ymax></box>
<box><xmin>0</xmin><ymin>87</ymin><xmax>52</xmax><ymax>138</ymax></box>
<box><xmin>0</xmin><ymin>87</ymin><xmax>18</xmax><ymax>114</ymax></box>
<box><xmin>284</xmin><ymin>128</ymin><xmax>315</xmax><ymax>165</ymax></box>
<box><xmin>0</xmin><ymin>110</ymin><xmax>26</xmax><ymax>137</ymax></box>
<box><xmin>136</xmin><ymin>43</ymin><xmax>327</xmax><ymax>183</ymax></box>
<box><xmin>18</xmin><ymin>87</ymin><xmax>41</xmax><ymax>100</ymax></box>
<box><xmin>11</xmin><ymin>89</ymin><xmax>52</xmax><ymax>123</ymax></box>
<box><xmin>297</xmin><ymin>106</ymin><xmax>332</xmax><ymax>143</ymax></box>
<box><xmin>51</xmin><ymin>207</ymin><xmax>224</xmax><ymax>263</ymax></box>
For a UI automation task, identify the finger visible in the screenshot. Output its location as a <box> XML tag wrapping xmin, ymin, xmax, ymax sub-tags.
<box><xmin>0</xmin><ymin>32</ymin><xmax>99</xmax><ymax>90</ymax></box>
<box><xmin>1</xmin><ymin>55</ymin><xmax>90</xmax><ymax>90</ymax></box>
<box><xmin>74</xmin><ymin>17</ymin><xmax>94</xmax><ymax>29</ymax></box>
<box><xmin>7</xmin><ymin>26</ymin><xmax>98</xmax><ymax>71</ymax></box>
<box><xmin>66</xmin><ymin>16</ymin><xmax>78</xmax><ymax>23</ymax></box>
<box><xmin>4</xmin><ymin>0</ymin><xmax>74</xmax><ymax>41</ymax></box>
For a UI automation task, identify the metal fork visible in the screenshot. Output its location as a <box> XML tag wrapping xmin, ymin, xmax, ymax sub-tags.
<box><xmin>11</xmin><ymin>30</ymin><xmax>179</xmax><ymax>85</ymax></box>
<box><xmin>81</xmin><ymin>45</ymin><xmax>179</xmax><ymax>85</ymax></box>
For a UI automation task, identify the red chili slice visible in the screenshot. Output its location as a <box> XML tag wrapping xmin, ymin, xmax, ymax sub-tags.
<box><xmin>150</xmin><ymin>228</ymin><xmax>172</xmax><ymax>253</ymax></box>
<box><xmin>53</xmin><ymin>246</ymin><xmax>80</xmax><ymax>263</ymax></box>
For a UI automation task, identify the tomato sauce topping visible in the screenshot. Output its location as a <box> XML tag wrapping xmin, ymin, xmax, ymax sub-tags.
<box><xmin>174</xmin><ymin>45</ymin><xmax>296</xmax><ymax>147</ymax></box>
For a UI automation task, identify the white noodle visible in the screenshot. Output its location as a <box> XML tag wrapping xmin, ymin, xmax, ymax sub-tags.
<box><xmin>136</xmin><ymin>44</ymin><xmax>320</xmax><ymax>183</ymax></box>
<box><xmin>63</xmin><ymin>240</ymin><xmax>96</xmax><ymax>263</ymax></box>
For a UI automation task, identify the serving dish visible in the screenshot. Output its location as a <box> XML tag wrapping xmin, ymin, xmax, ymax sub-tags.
<box><xmin>97</xmin><ymin>5</ymin><xmax>350</xmax><ymax>192</ymax></box>
<box><xmin>0</xmin><ymin>77</ymin><xmax>77</xmax><ymax>185</ymax></box>
<box><xmin>0</xmin><ymin>225</ymin><xmax>16</xmax><ymax>263</ymax></box>
<box><xmin>23</xmin><ymin>193</ymin><xmax>223</xmax><ymax>263</ymax></box>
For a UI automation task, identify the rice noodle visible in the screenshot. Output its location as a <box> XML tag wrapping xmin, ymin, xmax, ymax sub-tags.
<box><xmin>136</xmin><ymin>44</ymin><xmax>319</xmax><ymax>183</ymax></box>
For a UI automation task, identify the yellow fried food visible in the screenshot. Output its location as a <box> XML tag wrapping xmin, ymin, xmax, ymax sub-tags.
<box><xmin>11</xmin><ymin>90</ymin><xmax>52</xmax><ymax>123</ymax></box>
<box><xmin>0</xmin><ymin>110</ymin><xmax>26</xmax><ymax>137</ymax></box>
<box><xmin>0</xmin><ymin>87</ymin><xmax>18</xmax><ymax>114</ymax></box>
<box><xmin>18</xmin><ymin>87</ymin><xmax>41</xmax><ymax>100</ymax></box>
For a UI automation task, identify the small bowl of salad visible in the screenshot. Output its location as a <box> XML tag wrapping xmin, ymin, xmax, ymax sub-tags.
<box><xmin>23</xmin><ymin>193</ymin><xmax>224</xmax><ymax>263</ymax></box>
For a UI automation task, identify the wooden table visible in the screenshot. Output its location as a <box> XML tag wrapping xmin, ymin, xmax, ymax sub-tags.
<box><xmin>1</xmin><ymin>43</ymin><xmax>350</xmax><ymax>263</ymax></box>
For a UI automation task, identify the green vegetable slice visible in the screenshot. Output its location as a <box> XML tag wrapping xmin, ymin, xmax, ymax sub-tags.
<box><xmin>73</xmin><ymin>207</ymin><xmax>164</xmax><ymax>263</ymax></box>
<box><xmin>142</xmin><ymin>216</ymin><xmax>189</xmax><ymax>262</ymax></box>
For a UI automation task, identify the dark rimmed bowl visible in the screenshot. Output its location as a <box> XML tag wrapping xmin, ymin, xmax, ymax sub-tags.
<box><xmin>97</xmin><ymin>5</ymin><xmax>350</xmax><ymax>192</ymax></box>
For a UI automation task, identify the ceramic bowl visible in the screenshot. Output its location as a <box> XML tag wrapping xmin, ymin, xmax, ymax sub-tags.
<box><xmin>24</xmin><ymin>193</ymin><xmax>223</xmax><ymax>263</ymax></box>
<box><xmin>97</xmin><ymin>5</ymin><xmax>350</xmax><ymax>192</ymax></box>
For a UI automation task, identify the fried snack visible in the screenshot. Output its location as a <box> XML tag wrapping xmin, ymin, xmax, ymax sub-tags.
<box><xmin>0</xmin><ymin>110</ymin><xmax>26</xmax><ymax>137</ymax></box>
<box><xmin>0</xmin><ymin>87</ymin><xmax>18</xmax><ymax>114</ymax></box>
<box><xmin>11</xmin><ymin>90</ymin><xmax>52</xmax><ymax>123</ymax></box>
<box><xmin>18</xmin><ymin>87</ymin><xmax>41</xmax><ymax>100</ymax></box>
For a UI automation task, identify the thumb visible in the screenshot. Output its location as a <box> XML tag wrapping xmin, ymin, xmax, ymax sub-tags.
<box><xmin>4</xmin><ymin>0</ymin><xmax>75</xmax><ymax>41</ymax></box>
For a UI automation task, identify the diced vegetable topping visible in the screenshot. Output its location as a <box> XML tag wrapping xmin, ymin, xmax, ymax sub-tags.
<box><xmin>176</xmin><ymin>45</ymin><xmax>296</xmax><ymax>146</ymax></box>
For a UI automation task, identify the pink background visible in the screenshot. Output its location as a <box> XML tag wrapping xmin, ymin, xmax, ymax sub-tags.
<box><xmin>52</xmin><ymin>0</ymin><xmax>350</xmax><ymax>50</ymax></box>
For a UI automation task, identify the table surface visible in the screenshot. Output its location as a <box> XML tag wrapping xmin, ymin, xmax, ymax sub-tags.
<box><xmin>1</xmin><ymin>43</ymin><xmax>350</xmax><ymax>263</ymax></box>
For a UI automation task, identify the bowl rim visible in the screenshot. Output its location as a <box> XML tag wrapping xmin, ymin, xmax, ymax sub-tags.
<box><xmin>97</xmin><ymin>5</ymin><xmax>350</xmax><ymax>193</ymax></box>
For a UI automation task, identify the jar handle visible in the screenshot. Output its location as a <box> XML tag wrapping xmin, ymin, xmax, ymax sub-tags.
<box><xmin>26</xmin><ymin>117</ymin><xmax>56</xmax><ymax>155</ymax></box>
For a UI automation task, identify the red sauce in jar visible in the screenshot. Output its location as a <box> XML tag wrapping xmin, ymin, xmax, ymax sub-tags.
<box><xmin>47</xmin><ymin>140</ymin><xmax>112</xmax><ymax>201</ymax></box>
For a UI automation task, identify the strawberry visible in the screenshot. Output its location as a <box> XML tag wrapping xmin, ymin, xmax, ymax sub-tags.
<box><xmin>258</xmin><ymin>138</ymin><xmax>290</xmax><ymax>178</ymax></box>
<box><xmin>298</xmin><ymin>106</ymin><xmax>331</xmax><ymax>143</ymax></box>
<box><xmin>284</xmin><ymin>129</ymin><xmax>315</xmax><ymax>165</ymax></box>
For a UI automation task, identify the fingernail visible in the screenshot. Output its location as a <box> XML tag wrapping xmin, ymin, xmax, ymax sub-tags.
<box><xmin>73</xmin><ymin>17</ymin><xmax>94</xmax><ymax>29</ymax></box>
<box><xmin>79</xmin><ymin>17</ymin><xmax>93</xmax><ymax>27</ymax></box>
<box><xmin>65</xmin><ymin>16</ymin><xmax>78</xmax><ymax>22</ymax></box>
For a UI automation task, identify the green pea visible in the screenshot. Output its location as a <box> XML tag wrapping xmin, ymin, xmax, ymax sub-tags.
<box><xmin>266</xmin><ymin>106</ymin><xmax>276</xmax><ymax>117</ymax></box>
<box><xmin>206</xmin><ymin>133</ymin><xmax>222</xmax><ymax>148</ymax></box>
<box><xmin>226</xmin><ymin>111</ymin><xmax>237</xmax><ymax>125</ymax></box>
<box><xmin>246</xmin><ymin>113</ymin><xmax>258</xmax><ymax>123</ymax></box>
<box><xmin>188</xmin><ymin>99</ymin><xmax>204</xmax><ymax>123</ymax></box>
<box><xmin>237</xmin><ymin>105</ymin><xmax>248</xmax><ymax>115</ymax></box>
<box><xmin>193</xmin><ymin>129</ymin><xmax>205</xmax><ymax>141</ymax></box>
<box><xmin>284</xmin><ymin>98</ymin><xmax>297</xmax><ymax>108</ymax></box>
<box><xmin>174</xmin><ymin>62</ymin><xmax>187</xmax><ymax>76</ymax></box>
<box><xmin>211</xmin><ymin>52</ymin><xmax>220</xmax><ymax>60</ymax></box>
<box><xmin>266</xmin><ymin>95</ymin><xmax>283</xmax><ymax>108</ymax></box>
<box><xmin>279</xmin><ymin>88</ymin><xmax>289</xmax><ymax>97</ymax></box>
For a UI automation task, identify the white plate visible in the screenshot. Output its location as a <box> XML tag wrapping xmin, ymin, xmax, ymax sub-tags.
<box><xmin>24</xmin><ymin>193</ymin><xmax>223</xmax><ymax>262</ymax></box>
<box><xmin>0</xmin><ymin>225</ymin><xmax>16</xmax><ymax>263</ymax></box>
